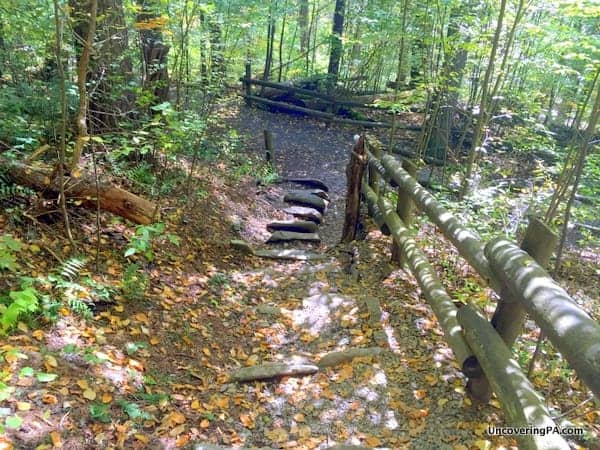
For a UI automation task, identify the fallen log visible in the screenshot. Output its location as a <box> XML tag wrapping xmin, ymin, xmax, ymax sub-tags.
<box><xmin>1</xmin><ymin>156</ymin><xmax>156</xmax><ymax>224</ymax></box>
<box><xmin>230</xmin><ymin>361</ymin><xmax>319</xmax><ymax>382</ymax></box>
<box><xmin>317</xmin><ymin>347</ymin><xmax>386</xmax><ymax>368</ymax></box>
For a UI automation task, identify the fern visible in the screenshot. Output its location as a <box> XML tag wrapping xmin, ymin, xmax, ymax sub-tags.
<box><xmin>0</xmin><ymin>171</ymin><xmax>36</xmax><ymax>207</ymax></box>
<box><xmin>58</xmin><ymin>257</ymin><xmax>87</xmax><ymax>280</ymax></box>
<box><xmin>67</xmin><ymin>297</ymin><xmax>92</xmax><ymax>319</ymax></box>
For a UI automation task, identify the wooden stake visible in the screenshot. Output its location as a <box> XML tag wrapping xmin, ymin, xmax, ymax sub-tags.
<box><xmin>341</xmin><ymin>134</ymin><xmax>366</xmax><ymax>243</ymax></box>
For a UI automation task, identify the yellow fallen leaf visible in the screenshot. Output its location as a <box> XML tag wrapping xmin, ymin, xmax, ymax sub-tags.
<box><xmin>42</xmin><ymin>394</ymin><xmax>58</xmax><ymax>404</ymax></box>
<box><xmin>474</xmin><ymin>440</ymin><xmax>491</xmax><ymax>450</ymax></box>
<box><xmin>114</xmin><ymin>305</ymin><xmax>124</xmax><ymax>313</ymax></box>
<box><xmin>135</xmin><ymin>434</ymin><xmax>149</xmax><ymax>444</ymax></box>
<box><xmin>50</xmin><ymin>431</ymin><xmax>62</xmax><ymax>448</ymax></box>
<box><xmin>365</xmin><ymin>436</ymin><xmax>381</xmax><ymax>446</ymax></box>
<box><xmin>169</xmin><ymin>424</ymin><xmax>186</xmax><ymax>437</ymax></box>
<box><xmin>202</xmin><ymin>347</ymin><xmax>211</xmax><ymax>357</ymax></box>
<box><xmin>437</xmin><ymin>398</ymin><xmax>449</xmax><ymax>407</ymax></box>
<box><xmin>239</xmin><ymin>413</ymin><xmax>254</xmax><ymax>429</ymax></box>
<box><xmin>83</xmin><ymin>389</ymin><xmax>97</xmax><ymax>401</ymax></box>
<box><xmin>44</xmin><ymin>355</ymin><xmax>58</xmax><ymax>368</ymax></box>
<box><xmin>77</xmin><ymin>379</ymin><xmax>89</xmax><ymax>390</ymax></box>
<box><xmin>32</xmin><ymin>330</ymin><xmax>44</xmax><ymax>341</ymax></box>
<box><xmin>214</xmin><ymin>396</ymin><xmax>229</xmax><ymax>409</ymax></box>
<box><xmin>16</xmin><ymin>402</ymin><xmax>31</xmax><ymax>411</ymax></box>
<box><xmin>265</xmin><ymin>428</ymin><xmax>288</xmax><ymax>443</ymax></box>
<box><xmin>169</xmin><ymin>412</ymin><xmax>186</xmax><ymax>425</ymax></box>
<box><xmin>245</xmin><ymin>354</ymin><xmax>258</xmax><ymax>366</ymax></box>
<box><xmin>190</xmin><ymin>400</ymin><xmax>200</xmax><ymax>410</ymax></box>
<box><xmin>150</xmin><ymin>337</ymin><xmax>160</xmax><ymax>345</ymax></box>
<box><xmin>102</xmin><ymin>393</ymin><xmax>112</xmax><ymax>403</ymax></box>
<box><xmin>17</xmin><ymin>322</ymin><xmax>28</xmax><ymax>333</ymax></box>
<box><xmin>175</xmin><ymin>435</ymin><xmax>190</xmax><ymax>447</ymax></box>
<box><xmin>293</xmin><ymin>413</ymin><xmax>305</xmax><ymax>423</ymax></box>
<box><xmin>199</xmin><ymin>419</ymin><xmax>210</xmax><ymax>429</ymax></box>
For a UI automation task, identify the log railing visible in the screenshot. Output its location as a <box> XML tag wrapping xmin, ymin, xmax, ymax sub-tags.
<box><xmin>343</xmin><ymin>134</ymin><xmax>599</xmax><ymax>450</ymax></box>
<box><xmin>240</xmin><ymin>63</ymin><xmax>422</xmax><ymax>130</ymax></box>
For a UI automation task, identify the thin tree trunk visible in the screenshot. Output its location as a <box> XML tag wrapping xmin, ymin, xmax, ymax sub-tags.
<box><xmin>278</xmin><ymin>0</ymin><xmax>287</xmax><ymax>82</ymax></box>
<box><xmin>554</xmin><ymin>68</ymin><xmax>600</xmax><ymax>272</ymax></box>
<box><xmin>299</xmin><ymin>0</ymin><xmax>309</xmax><ymax>54</ymax></box>
<box><xmin>461</xmin><ymin>0</ymin><xmax>507</xmax><ymax>198</ymax></box>
<box><xmin>327</xmin><ymin>0</ymin><xmax>345</xmax><ymax>83</ymax></box>
<box><xmin>71</xmin><ymin>0</ymin><xmax>98</xmax><ymax>171</ymax></box>
<box><xmin>52</xmin><ymin>0</ymin><xmax>75</xmax><ymax>245</ymax></box>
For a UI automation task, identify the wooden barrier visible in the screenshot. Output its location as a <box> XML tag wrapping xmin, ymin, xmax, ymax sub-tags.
<box><xmin>343</xmin><ymin>135</ymin><xmax>599</xmax><ymax>448</ymax></box>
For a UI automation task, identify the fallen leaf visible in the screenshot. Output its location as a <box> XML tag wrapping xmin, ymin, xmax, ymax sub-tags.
<box><xmin>82</xmin><ymin>389</ymin><xmax>97</xmax><ymax>401</ymax></box>
<box><xmin>77</xmin><ymin>379</ymin><xmax>89</xmax><ymax>390</ymax></box>
<box><xmin>16</xmin><ymin>402</ymin><xmax>30</xmax><ymax>411</ymax></box>
<box><xmin>50</xmin><ymin>431</ymin><xmax>62</xmax><ymax>448</ymax></box>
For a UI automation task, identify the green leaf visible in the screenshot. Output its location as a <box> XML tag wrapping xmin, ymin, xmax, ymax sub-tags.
<box><xmin>36</xmin><ymin>372</ymin><xmax>58</xmax><ymax>382</ymax></box>
<box><xmin>19</xmin><ymin>367</ymin><xmax>35</xmax><ymax>377</ymax></box>
<box><xmin>124</xmin><ymin>248</ymin><xmax>137</xmax><ymax>258</ymax></box>
<box><xmin>5</xmin><ymin>415</ymin><xmax>22</xmax><ymax>429</ymax></box>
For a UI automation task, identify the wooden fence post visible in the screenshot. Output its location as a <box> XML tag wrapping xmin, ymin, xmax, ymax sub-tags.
<box><xmin>391</xmin><ymin>159</ymin><xmax>417</xmax><ymax>264</ymax></box>
<box><xmin>367</xmin><ymin>138</ymin><xmax>382</xmax><ymax>195</ymax></box>
<box><xmin>490</xmin><ymin>217</ymin><xmax>558</xmax><ymax>347</ymax></box>
<box><xmin>341</xmin><ymin>134</ymin><xmax>367</xmax><ymax>243</ymax></box>
<box><xmin>264</xmin><ymin>130</ymin><xmax>274</xmax><ymax>163</ymax></box>
<box><xmin>244</xmin><ymin>62</ymin><xmax>252</xmax><ymax>105</ymax></box>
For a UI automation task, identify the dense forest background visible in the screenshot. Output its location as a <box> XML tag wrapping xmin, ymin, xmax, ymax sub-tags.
<box><xmin>0</xmin><ymin>0</ymin><xmax>599</xmax><ymax>449</ymax></box>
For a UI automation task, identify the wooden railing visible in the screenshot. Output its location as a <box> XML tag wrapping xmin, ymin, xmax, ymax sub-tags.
<box><xmin>342</xmin><ymin>134</ymin><xmax>600</xmax><ymax>450</ymax></box>
<box><xmin>239</xmin><ymin>63</ymin><xmax>423</xmax><ymax>130</ymax></box>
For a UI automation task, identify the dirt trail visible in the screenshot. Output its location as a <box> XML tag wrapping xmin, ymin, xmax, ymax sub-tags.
<box><xmin>190</xmin><ymin>101</ymin><xmax>514</xmax><ymax>449</ymax></box>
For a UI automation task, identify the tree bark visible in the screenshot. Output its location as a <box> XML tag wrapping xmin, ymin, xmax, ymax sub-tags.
<box><xmin>461</xmin><ymin>0</ymin><xmax>507</xmax><ymax>198</ymax></box>
<box><xmin>137</xmin><ymin>0</ymin><xmax>170</xmax><ymax>104</ymax></box>
<box><xmin>71</xmin><ymin>0</ymin><xmax>98</xmax><ymax>170</ymax></box>
<box><xmin>1</xmin><ymin>157</ymin><xmax>156</xmax><ymax>225</ymax></box>
<box><xmin>327</xmin><ymin>0</ymin><xmax>345</xmax><ymax>83</ymax></box>
<box><xmin>298</xmin><ymin>0</ymin><xmax>309</xmax><ymax>54</ymax></box>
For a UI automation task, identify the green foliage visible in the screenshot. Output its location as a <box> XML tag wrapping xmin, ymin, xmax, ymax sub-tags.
<box><xmin>117</xmin><ymin>398</ymin><xmax>155</xmax><ymax>421</ymax></box>
<box><xmin>89</xmin><ymin>403</ymin><xmax>111</xmax><ymax>423</ymax></box>
<box><xmin>125</xmin><ymin>223</ymin><xmax>176</xmax><ymax>262</ymax></box>
<box><xmin>0</xmin><ymin>285</ymin><xmax>39</xmax><ymax>333</ymax></box>
<box><xmin>122</xmin><ymin>263</ymin><xmax>149</xmax><ymax>301</ymax></box>
<box><xmin>0</xmin><ymin>234</ymin><xmax>22</xmax><ymax>272</ymax></box>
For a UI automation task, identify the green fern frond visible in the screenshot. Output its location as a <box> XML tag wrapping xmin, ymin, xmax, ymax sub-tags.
<box><xmin>67</xmin><ymin>297</ymin><xmax>92</xmax><ymax>319</ymax></box>
<box><xmin>59</xmin><ymin>257</ymin><xmax>87</xmax><ymax>280</ymax></box>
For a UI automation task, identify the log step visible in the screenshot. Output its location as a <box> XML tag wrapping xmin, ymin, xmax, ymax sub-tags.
<box><xmin>276</xmin><ymin>178</ymin><xmax>329</xmax><ymax>192</ymax></box>
<box><xmin>254</xmin><ymin>249</ymin><xmax>327</xmax><ymax>261</ymax></box>
<box><xmin>267</xmin><ymin>220</ymin><xmax>318</xmax><ymax>233</ymax></box>
<box><xmin>267</xmin><ymin>231</ymin><xmax>321</xmax><ymax>243</ymax></box>
<box><xmin>284</xmin><ymin>191</ymin><xmax>328</xmax><ymax>212</ymax></box>
<box><xmin>282</xmin><ymin>206</ymin><xmax>323</xmax><ymax>224</ymax></box>
<box><xmin>285</xmin><ymin>188</ymin><xmax>329</xmax><ymax>200</ymax></box>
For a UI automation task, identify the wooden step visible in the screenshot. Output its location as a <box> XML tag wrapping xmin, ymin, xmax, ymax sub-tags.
<box><xmin>267</xmin><ymin>220</ymin><xmax>318</xmax><ymax>233</ymax></box>
<box><xmin>284</xmin><ymin>191</ymin><xmax>328</xmax><ymax>212</ymax></box>
<box><xmin>267</xmin><ymin>231</ymin><xmax>321</xmax><ymax>243</ymax></box>
<box><xmin>282</xmin><ymin>206</ymin><xmax>323</xmax><ymax>223</ymax></box>
<box><xmin>285</xmin><ymin>188</ymin><xmax>329</xmax><ymax>200</ymax></box>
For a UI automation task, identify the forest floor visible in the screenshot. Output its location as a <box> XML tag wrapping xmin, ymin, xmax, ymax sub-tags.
<box><xmin>0</xmin><ymin>99</ymin><xmax>597</xmax><ymax>450</ymax></box>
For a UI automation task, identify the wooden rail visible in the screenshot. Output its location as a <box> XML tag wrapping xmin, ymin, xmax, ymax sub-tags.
<box><xmin>240</xmin><ymin>63</ymin><xmax>423</xmax><ymax>130</ymax></box>
<box><xmin>341</xmin><ymin>135</ymin><xmax>599</xmax><ymax>450</ymax></box>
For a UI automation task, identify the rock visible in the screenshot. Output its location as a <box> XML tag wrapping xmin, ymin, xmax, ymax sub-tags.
<box><xmin>255</xmin><ymin>305</ymin><xmax>282</xmax><ymax>316</ymax></box>
<box><xmin>282</xmin><ymin>206</ymin><xmax>323</xmax><ymax>223</ymax></box>
<box><xmin>230</xmin><ymin>239</ymin><xmax>254</xmax><ymax>254</ymax></box>
<box><xmin>266</xmin><ymin>231</ymin><xmax>320</xmax><ymax>243</ymax></box>
<box><xmin>230</xmin><ymin>361</ymin><xmax>319</xmax><ymax>382</ymax></box>
<box><xmin>266</xmin><ymin>220</ymin><xmax>318</xmax><ymax>233</ymax></box>
<box><xmin>283</xmin><ymin>191</ymin><xmax>328</xmax><ymax>212</ymax></box>
<box><xmin>317</xmin><ymin>347</ymin><xmax>386</xmax><ymax>368</ymax></box>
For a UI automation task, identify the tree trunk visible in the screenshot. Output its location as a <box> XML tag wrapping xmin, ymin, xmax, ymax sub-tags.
<box><xmin>327</xmin><ymin>0</ymin><xmax>345</xmax><ymax>83</ymax></box>
<box><xmin>90</xmin><ymin>0</ymin><xmax>134</xmax><ymax>129</ymax></box>
<box><xmin>461</xmin><ymin>0</ymin><xmax>507</xmax><ymax>198</ymax></box>
<box><xmin>70</xmin><ymin>0</ymin><xmax>98</xmax><ymax>171</ymax></box>
<box><xmin>137</xmin><ymin>0</ymin><xmax>170</xmax><ymax>104</ymax></box>
<box><xmin>298</xmin><ymin>0</ymin><xmax>309</xmax><ymax>54</ymax></box>
<box><xmin>1</xmin><ymin>156</ymin><xmax>156</xmax><ymax>225</ymax></box>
